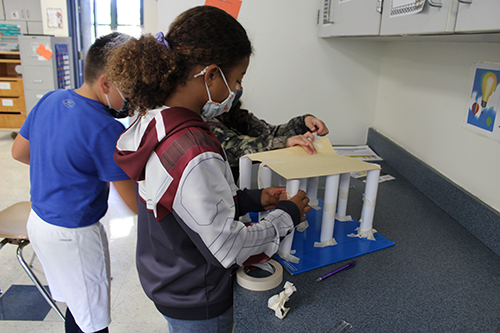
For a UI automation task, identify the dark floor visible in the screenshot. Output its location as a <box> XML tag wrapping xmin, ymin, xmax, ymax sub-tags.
<box><xmin>235</xmin><ymin>162</ymin><xmax>500</xmax><ymax>333</ymax></box>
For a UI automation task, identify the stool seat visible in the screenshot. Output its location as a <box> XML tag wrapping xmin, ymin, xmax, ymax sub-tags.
<box><xmin>0</xmin><ymin>201</ymin><xmax>31</xmax><ymax>239</ymax></box>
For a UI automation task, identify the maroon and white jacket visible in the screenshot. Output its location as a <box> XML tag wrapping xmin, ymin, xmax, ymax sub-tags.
<box><xmin>114</xmin><ymin>107</ymin><xmax>300</xmax><ymax>320</ymax></box>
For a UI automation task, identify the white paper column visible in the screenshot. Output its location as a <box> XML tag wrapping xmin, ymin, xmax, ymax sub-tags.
<box><xmin>336</xmin><ymin>173</ymin><xmax>351</xmax><ymax>221</ymax></box>
<box><xmin>278</xmin><ymin>179</ymin><xmax>300</xmax><ymax>256</ymax></box>
<box><xmin>278</xmin><ymin>175</ymin><xmax>286</xmax><ymax>187</ymax></box>
<box><xmin>360</xmin><ymin>168</ymin><xmax>380</xmax><ymax>232</ymax></box>
<box><xmin>307</xmin><ymin>177</ymin><xmax>319</xmax><ymax>208</ymax></box>
<box><xmin>258</xmin><ymin>165</ymin><xmax>272</xmax><ymax>220</ymax></box>
<box><xmin>294</xmin><ymin>178</ymin><xmax>310</xmax><ymax>232</ymax></box>
<box><xmin>239</xmin><ymin>156</ymin><xmax>252</xmax><ymax>222</ymax></box>
<box><xmin>319</xmin><ymin>174</ymin><xmax>340</xmax><ymax>243</ymax></box>
<box><xmin>299</xmin><ymin>178</ymin><xmax>307</xmax><ymax>192</ymax></box>
<box><xmin>239</xmin><ymin>156</ymin><xmax>252</xmax><ymax>190</ymax></box>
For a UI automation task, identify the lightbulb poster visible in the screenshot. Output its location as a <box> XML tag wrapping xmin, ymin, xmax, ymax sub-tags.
<box><xmin>463</xmin><ymin>62</ymin><xmax>500</xmax><ymax>142</ymax></box>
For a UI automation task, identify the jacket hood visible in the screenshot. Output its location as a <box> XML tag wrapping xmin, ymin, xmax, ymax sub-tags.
<box><xmin>114</xmin><ymin>107</ymin><xmax>210</xmax><ymax>182</ymax></box>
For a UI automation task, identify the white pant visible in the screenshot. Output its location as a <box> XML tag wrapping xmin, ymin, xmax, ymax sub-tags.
<box><xmin>27</xmin><ymin>209</ymin><xmax>111</xmax><ymax>332</ymax></box>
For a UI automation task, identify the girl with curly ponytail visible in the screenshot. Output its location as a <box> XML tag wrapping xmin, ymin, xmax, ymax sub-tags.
<box><xmin>111</xmin><ymin>6</ymin><xmax>310</xmax><ymax>333</ymax></box>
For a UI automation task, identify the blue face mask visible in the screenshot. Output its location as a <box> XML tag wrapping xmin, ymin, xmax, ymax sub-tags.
<box><xmin>194</xmin><ymin>66</ymin><xmax>235</xmax><ymax>119</ymax></box>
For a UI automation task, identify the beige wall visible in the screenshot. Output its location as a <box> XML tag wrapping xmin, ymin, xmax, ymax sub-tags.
<box><xmin>142</xmin><ymin>0</ymin><xmax>158</xmax><ymax>35</ymax></box>
<box><xmin>155</xmin><ymin>1</ymin><xmax>500</xmax><ymax>213</ymax></box>
<box><xmin>374</xmin><ymin>41</ymin><xmax>500</xmax><ymax>212</ymax></box>
<box><xmin>156</xmin><ymin>0</ymin><xmax>383</xmax><ymax>145</ymax></box>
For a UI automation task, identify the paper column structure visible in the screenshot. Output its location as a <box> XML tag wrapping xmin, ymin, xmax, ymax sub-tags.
<box><xmin>278</xmin><ymin>179</ymin><xmax>300</xmax><ymax>263</ymax></box>
<box><xmin>358</xmin><ymin>167</ymin><xmax>380</xmax><ymax>240</ymax></box>
<box><xmin>315</xmin><ymin>174</ymin><xmax>339</xmax><ymax>248</ymax></box>
<box><xmin>307</xmin><ymin>177</ymin><xmax>319</xmax><ymax>208</ymax></box>
<box><xmin>239</xmin><ymin>156</ymin><xmax>252</xmax><ymax>222</ymax></box>
<box><xmin>260</xmin><ymin>164</ymin><xmax>273</xmax><ymax>188</ymax></box>
<box><xmin>299</xmin><ymin>178</ymin><xmax>307</xmax><ymax>192</ymax></box>
<box><xmin>295</xmin><ymin>178</ymin><xmax>310</xmax><ymax>233</ymax></box>
<box><xmin>278</xmin><ymin>175</ymin><xmax>286</xmax><ymax>187</ymax></box>
<box><xmin>259</xmin><ymin>165</ymin><xmax>273</xmax><ymax>220</ymax></box>
<box><xmin>336</xmin><ymin>173</ymin><xmax>352</xmax><ymax>221</ymax></box>
<box><xmin>239</xmin><ymin>156</ymin><xmax>252</xmax><ymax>189</ymax></box>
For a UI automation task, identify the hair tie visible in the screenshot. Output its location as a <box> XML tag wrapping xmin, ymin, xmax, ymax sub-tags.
<box><xmin>155</xmin><ymin>32</ymin><xmax>171</xmax><ymax>51</ymax></box>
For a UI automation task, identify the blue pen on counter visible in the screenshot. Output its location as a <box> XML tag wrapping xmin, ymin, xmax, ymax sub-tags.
<box><xmin>316</xmin><ymin>260</ymin><xmax>356</xmax><ymax>282</ymax></box>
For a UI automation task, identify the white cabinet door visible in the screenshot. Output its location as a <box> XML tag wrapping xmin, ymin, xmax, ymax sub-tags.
<box><xmin>318</xmin><ymin>0</ymin><xmax>382</xmax><ymax>37</ymax></box>
<box><xmin>455</xmin><ymin>0</ymin><xmax>500</xmax><ymax>33</ymax></box>
<box><xmin>380</xmin><ymin>0</ymin><xmax>459</xmax><ymax>36</ymax></box>
<box><xmin>3</xmin><ymin>0</ymin><xmax>42</xmax><ymax>22</ymax></box>
<box><xmin>27</xmin><ymin>21</ymin><xmax>43</xmax><ymax>34</ymax></box>
<box><xmin>3</xmin><ymin>0</ymin><xmax>24</xmax><ymax>20</ymax></box>
<box><xmin>24</xmin><ymin>0</ymin><xmax>42</xmax><ymax>21</ymax></box>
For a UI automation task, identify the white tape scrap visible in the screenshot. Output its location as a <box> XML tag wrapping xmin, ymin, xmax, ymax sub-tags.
<box><xmin>313</xmin><ymin>139</ymin><xmax>323</xmax><ymax>149</ymax></box>
<box><xmin>296</xmin><ymin>220</ymin><xmax>309</xmax><ymax>232</ymax></box>
<box><xmin>335</xmin><ymin>214</ymin><xmax>353</xmax><ymax>222</ymax></box>
<box><xmin>314</xmin><ymin>238</ymin><xmax>338</xmax><ymax>248</ymax></box>
<box><xmin>339</xmin><ymin>189</ymin><xmax>348</xmax><ymax>200</ymax></box>
<box><xmin>363</xmin><ymin>197</ymin><xmax>377</xmax><ymax>207</ymax></box>
<box><xmin>239</xmin><ymin>214</ymin><xmax>252</xmax><ymax>223</ymax></box>
<box><xmin>347</xmin><ymin>227</ymin><xmax>377</xmax><ymax>241</ymax></box>
<box><xmin>277</xmin><ymin>251</ymin><xmax>300</xmax><ymax>264</ymax></box>
<box><xmin>268</xmin><ymin>281</ymin><xmax>297</xmax><ymax>319</ymax></box>
<box><xmin>323</xmin><ymin>202</ymin><xmax>336</xmax><ymax>212</ymax></box>
<box><xmin>309</xmin><ymin>199</ymin><xmax>320</xmax><ymax>210</ymax></box>
<box><xmin>257</xmin><ymin>163</ymin><xmax>265</xmax><ymax>189</ymax></box>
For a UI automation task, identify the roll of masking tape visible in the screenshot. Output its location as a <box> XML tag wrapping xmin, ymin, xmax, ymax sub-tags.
<box><xmin>236</xmin><ymin>259</ymin><xmax>283</xmax><ymax>291</ymax></box>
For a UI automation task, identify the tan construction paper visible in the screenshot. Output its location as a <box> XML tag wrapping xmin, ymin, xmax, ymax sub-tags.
<box><xmin>246</xmin><ymin>138</ymin><xmax>380</xmax><ymax>179</ymax></box>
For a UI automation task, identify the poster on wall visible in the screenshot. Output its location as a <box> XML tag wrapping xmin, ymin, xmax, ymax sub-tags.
<box><xmin>205</xmin><ymin>0</ymin><xmax>242</xmax><ymax>19</ymax></box>
<box><xmin>47</xmin><ymin>8</ymin><xmax>63</xmax><ymax>29</ymax></box>
<box><xmin>463</xmin><ymin>62</ymin><xmax>500</xmax><ymax>142</ymax></box>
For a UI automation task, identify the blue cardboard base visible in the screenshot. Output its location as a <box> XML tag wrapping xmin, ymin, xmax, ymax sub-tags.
<box><xmin>257</xmin><ymin>200</ymin><xmax>395</xmax><ymax>275</ymax></box>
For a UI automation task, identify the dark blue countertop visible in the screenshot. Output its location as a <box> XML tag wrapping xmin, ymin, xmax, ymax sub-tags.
<box><xmin>234</xmin><ymin>162</ymin><xmax>500</xmax><ymax>333</ymax></box>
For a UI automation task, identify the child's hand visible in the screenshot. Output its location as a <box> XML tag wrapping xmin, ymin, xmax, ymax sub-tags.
<box><xmin>304</xmin><ymin>116</ymin><xmax>329</xmax><ymax>136</ymax></box>
<box><xmin>279</xmin><ymin>190</ymin><xmax>311</xmax><ymax>222</ymax></box>
<box><xmin>261</xmin><ymin>187</ymin><xmax>286</xmax><ymax>210</ymax></box>
<box><xmin>286</xmin><ymin>132</ymin><xmax>317</xmax><ymax>154</ymax></box>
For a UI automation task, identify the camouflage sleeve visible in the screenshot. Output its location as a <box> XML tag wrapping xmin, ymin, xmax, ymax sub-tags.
<box><xmin>206</xmin><ymin>113</ymin><xmax>315</xmax><ymax>167</ymax></box>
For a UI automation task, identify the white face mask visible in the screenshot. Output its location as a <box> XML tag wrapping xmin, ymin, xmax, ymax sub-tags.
<box><xmin>194</xmin><ymin>66</ymin><xmax>235</xmax><ymax>119</ymax></box>
<box><xmin>105</xmin><ymin>88</ymin><xmax>130</xmax><ymax>118</ymax></box>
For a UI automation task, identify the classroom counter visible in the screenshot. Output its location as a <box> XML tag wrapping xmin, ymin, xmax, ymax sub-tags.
<box><xmin>234</xmin><ymin>162</ymin><xmax>500</xmax><ymax>333</ymax></box>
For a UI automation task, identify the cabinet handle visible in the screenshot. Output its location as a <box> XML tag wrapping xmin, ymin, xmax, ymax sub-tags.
<box><xmin>428</xmin><ymin>0</ymin><xmax>443</xmax><ymax>7</ymax></box>
<box><xmin>27</xmin><ymin>10</ymin><xmax>30</xmax><ymax>19</ymax></box>
<box><xmin>32</xmin><ymin>80</ymin><xmax>43</xmax><ymax>83</ymax></box>
<box><xmin>21</xmin><ymin>10</ymin><xmax>25</xmax><ymax>19</ymax></box>
<box><xmin>457</xmin><ymin>0</ymin><xmax>472</xmax><ymax>3</ymax></box>
<box><xmin>323</xmin><ymin>0</ymin><xmax>334</xmax><ymax>24</ymax></box>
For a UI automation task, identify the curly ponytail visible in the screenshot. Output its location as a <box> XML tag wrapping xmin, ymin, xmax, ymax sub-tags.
<box><xmin>106</xmin><ymin>6</ymin><xmax>252</xmax><ymax>115</ymax></box>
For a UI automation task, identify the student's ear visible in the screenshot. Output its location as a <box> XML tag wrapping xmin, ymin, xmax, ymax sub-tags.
<box><xmin>204</xmin><ymin>64</ymin><xmax>220</xmax><ymax>87</ymax></box>
<box><xmin>97</xmin><ymin>73</ymin><xmax>113</xmax><ymax>94</ymax></box>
